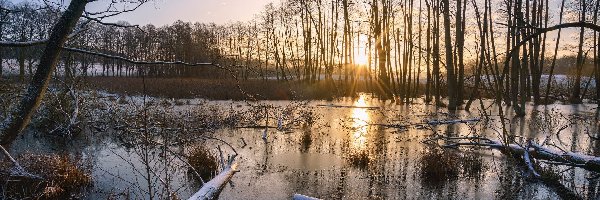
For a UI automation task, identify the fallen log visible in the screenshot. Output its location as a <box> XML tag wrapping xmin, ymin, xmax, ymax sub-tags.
<box><xmin>437</xmin><ymin>136</ymin><xmax>600</xmax><ymax>173</ymax></box>
<box><xmin>188</xmin><ymin>156</ymin><xmax>239</xmax><ymax>200</ymax></box>
<box><xmin>293</xmin><ymin>194</ymin><xmax>322</xmax><ymax>200</ymax></box>
<box><xmin>523</xmin><ymin>140</ymin><xmax>540</xmax><ymax>179</ymax></box>
<box><xmin>0</xmin><ymin>145</ymin><xmax>42</xmax><ymax>179</ymax></box>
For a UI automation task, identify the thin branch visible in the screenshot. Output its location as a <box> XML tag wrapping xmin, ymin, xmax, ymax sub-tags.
<box><xmin>82</xmin><ymin>15</ymin><xmax>143</xmax><ymax>31</ymax></box>
<box><xmin>62</xmin><ymin>47</ymin><xmax>215</xmax><ymax>66</ymax></box>
<box><xmin>62</xmin><ymin>47</ymin><xmax>257</xmax><ymax>101</ymax></box>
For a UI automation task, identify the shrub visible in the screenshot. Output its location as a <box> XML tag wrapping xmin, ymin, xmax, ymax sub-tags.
<box><xmin>0</xmin><ymin>153</ymin><xmax>92</xmax><ymax>199</ymax></box>
<box><xmin>186</xmin><ymin>147</ymin><xmax>219</xmax><ymax>181</ymax></box>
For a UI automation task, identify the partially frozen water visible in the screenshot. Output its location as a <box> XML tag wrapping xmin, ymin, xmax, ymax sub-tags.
<box><xmin>9</xmin><ymin>93</ymin><xmax>600</xmax><ymax>199</ymax></box>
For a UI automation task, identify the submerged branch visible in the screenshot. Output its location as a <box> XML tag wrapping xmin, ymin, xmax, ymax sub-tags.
<box><xmin>430</xmin><ymin>136</ymin><xmax>600</xmax><ymax>173</ymax></box>
<box><xmin>0</xmin><ymin>145</ymin><xmax>42</xmax><ymax>179</ymax></box>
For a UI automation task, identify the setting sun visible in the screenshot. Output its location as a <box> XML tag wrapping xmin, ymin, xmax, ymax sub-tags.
<box><xmin>355</xmin><ymin>52</ymin><xmax>368</xmax><ymax>65</ymax></box>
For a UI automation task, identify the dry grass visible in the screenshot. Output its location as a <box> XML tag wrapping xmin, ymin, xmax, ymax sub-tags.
<box><xmin>186</xmin><ymin>147</ymin><xmax>219</xmax><ymax>181</ymax></box>
<box><xmin>0</xmin><ymin>153</ymin><xmax>92</xmax><ymax>199</ymax></box>
<box><xmin>419</xmin><ymin>149</ymin><xmax>460</xmax><ymax>187</ymax></box>
<box><xmin>347</xmin><ymin>150</ymin><xmax>371</xmax><ymax>169</ymax></box>
<box><xmin>84</xmin><ymin>77</ymin><xmax>377</xmax><ymax>100</ymax></box>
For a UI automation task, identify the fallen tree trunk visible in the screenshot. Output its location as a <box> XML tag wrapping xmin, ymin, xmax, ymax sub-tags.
<box><xmin>293</xmin><ymin>194</ymin><xmax>322</xmax><ymax>200</ymax></box>
<box><xmin>0</xmin><ymin>0</ymin><xmax>88</xmax><ymax>146</ymax></box>
<box><xmin>0</xmin><ymin>145</ymin><xmax>41</xmax><ymax>179</ymax></box>
<box><xmin>437</xmin><ymin>136</ymin><xmax>600</xmax><ymax>173</ymax></box>
<box><xmin>188</xmin><ymin>156</ymin><xmax>239</xmax><ymax>200</ymax></box>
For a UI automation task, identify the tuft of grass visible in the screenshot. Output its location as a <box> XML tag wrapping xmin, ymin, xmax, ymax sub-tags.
<box><xmin>160</xmin><ymin>98</ymin><xmax>172</xmax><ymax>106</ymax></box>
<box><xmin>117</xmin><ymin>96</ymin><xmax>129</xmax><ymax>104</ymax></box>
<box><xmin>419</xmin><ymin>149</ymin><xmax>460</xmax><ymax>187</ymax></box>
<box><xmin>0</xmin><ymin>153</ymin><xmax>92</xmax><ymax>199</ymax></box>
<box><xmin>347</xmin><ymin>150</ymin><xmax>371</xmax><ymax>169</ymax></box>
<box><xmin>107</xmin><ymin>95</ymin><xmax>117</xmax><ymax>102</ymax></box>
<box><xmin>186</xmin><ymin>147</ymin><xmax>219</xmax><ymax>181</ymax></box>
<box><xmin>174</xmin><ymin>99</ymin><xmax>186</xmax><ymax>106</ymax></box>
<box><xmin>537</xmin><ymin>165</ymin><xmax>562</xmax><ymax>182</ymax></box>
<box><xmin>460</xmin><ymin>152</ymin><xmax>486</xmax><ymax>180</ymax></box>
<box><xmin>300</xmin><ymin>132</ymin><xmax>312</xmax><ymax>152</ymax></box>
<box><xmin>37</xmin><ymin>89</ymin><xmax>81</xmax><ymax>136</ymax></box>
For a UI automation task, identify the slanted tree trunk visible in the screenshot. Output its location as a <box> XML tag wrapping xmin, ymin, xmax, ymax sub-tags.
<box><xmin>0</xmin><ymin>0</ymin><xmax>88</xmax><ymax>146</ymax></box>
<box><xmin>544</xmin><ymin>0</ymin><xmax>566</xmax><ymax>103</ymax></box>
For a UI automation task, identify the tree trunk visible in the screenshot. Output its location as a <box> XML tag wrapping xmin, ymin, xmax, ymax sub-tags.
<box><xmin>571</xmin><ymin>1</ymin><xmax>586</xmax><ymax>104</ymax></box>
<box><xmin>0</xmin><ymin>0</ymin><xmax>88</xmax><ymax>146</ymax></box>
<box><xmin>18</xmin><ymin>48</ymin><xmax>25</xmax><ymax>82</ymax></box>
<box><xmin>544</xmin><ymin>0</ymin><xmax>566</xmax><ymax>103</ymax></box>
<box><xmin>442</xmin><ymin>0</ymin><xmax>457</xmax><ymax>110</ymax></box>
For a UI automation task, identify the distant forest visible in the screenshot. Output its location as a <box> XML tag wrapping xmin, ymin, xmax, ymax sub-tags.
<box><xmin>1</xmin><ymin>0</ymin><xmax>600</xmax><ymax>114</ymax></box>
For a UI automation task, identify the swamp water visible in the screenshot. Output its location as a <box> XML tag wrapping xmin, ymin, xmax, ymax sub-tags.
<box><xmin>8</xmin><ymin>93</ymin><xmax>600</xmax><ymax>199</ymax></box>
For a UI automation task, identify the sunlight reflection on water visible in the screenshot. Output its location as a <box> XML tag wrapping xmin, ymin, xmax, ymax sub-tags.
<box><xmin>12</xmin><ymin>95</ymin><xmax>598</xmax><ymax>199</ymax></box>
<box><xmin>351</xmin><ymin>95</ymin><xmax>369</xmax><ymax>151</ymax></box>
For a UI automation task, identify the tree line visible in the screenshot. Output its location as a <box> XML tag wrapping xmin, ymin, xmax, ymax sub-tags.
<box><xmin>1</xmin><ymin>0</ymin><xmax>600</xmax><ymax>114</ymax></box>
<box><xmin>0</xmin><ymin>1</ymin><xmax>222</xmax><ymax>79</ymax></box>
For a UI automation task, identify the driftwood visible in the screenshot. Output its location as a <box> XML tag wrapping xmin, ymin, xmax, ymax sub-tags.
<box><xmin>188</xmin><ymin>156</ymin><xmax>239</xmax><ymax>200</ymax></box>
<box><xmin>293</xmin><ymin>194</ymin><xmax>322</xmax><ymax>200</ymax></box>
<box><xmin>523</xmin><ymin>140</ymin><xmax>541</xmax><ymax>179</ymax></box>
<box><xmin>0</xmin><ymin>145</ymin><xmax>41</xmax><ymax>179</ymax></box>
<box><xmin>435</xmin><ymin>136</ymin><xmax>600</xmax><ymax>173</ymax></box>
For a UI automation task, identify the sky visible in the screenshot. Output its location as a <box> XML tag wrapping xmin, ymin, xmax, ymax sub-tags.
<box><xmin>11</xmin><ymin>0</ymin><xmax>276</xmax><ymax>26</ymax></box>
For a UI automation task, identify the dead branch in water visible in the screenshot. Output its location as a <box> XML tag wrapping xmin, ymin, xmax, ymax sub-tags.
<box><xmin>0</xmin><ymin>145</ymin><xmax>42</xmax><ymax>179</ymax></box>
<box><xmin>293</xmin><ymin>194</ymin><xmax>322</xmax><ymax>200</ymax></box>
<box><xmin>428</xmin><ymin>136</ymin><xmax>600</xmax><ymax>173</ymax></box>
<box><xmin>368</xmin><ymin>118</ymin><xmax>480</xmax><ymax>129</ymax></box>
